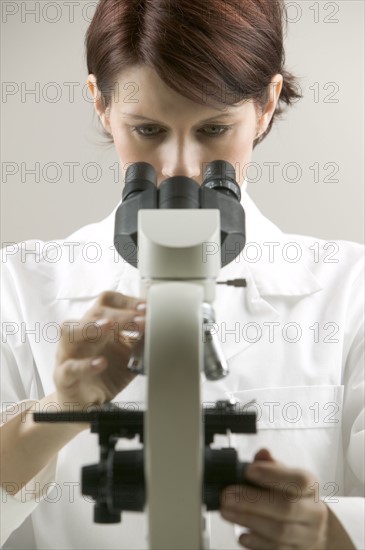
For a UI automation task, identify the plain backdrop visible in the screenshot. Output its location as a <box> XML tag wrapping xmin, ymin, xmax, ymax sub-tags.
<box><xmin>1</xmin><ymin>0</ymin><xmax>364</xmax><ymax>245</ymax></box>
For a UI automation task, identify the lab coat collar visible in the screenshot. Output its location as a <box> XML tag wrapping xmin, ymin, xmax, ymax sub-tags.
<box><xmin>55</xmin><ymin>182</ymin><xmax>322</xmax><ymax>301</ymax></box>
<box><xmin>239</xmin><ymin>182</ymin><xmax>323</xmax><ymax>297</ymax></box>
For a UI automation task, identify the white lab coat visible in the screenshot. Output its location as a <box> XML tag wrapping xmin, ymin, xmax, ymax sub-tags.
<box><xmin>1</xmin><ymin>188</ymin><xmax>364</xmax><ymax>549</ymax></box>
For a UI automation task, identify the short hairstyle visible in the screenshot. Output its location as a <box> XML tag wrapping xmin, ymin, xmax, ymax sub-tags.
<box><xmin>85</xmin><ymin>0</ymin><xmax>302</xmax><ymax>148</ymax></box>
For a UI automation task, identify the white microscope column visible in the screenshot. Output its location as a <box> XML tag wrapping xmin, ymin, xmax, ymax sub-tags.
<box><xmin>139</xmin><ymin>209</ymin><xmax>221</xmax><ymax>549</ymax></box>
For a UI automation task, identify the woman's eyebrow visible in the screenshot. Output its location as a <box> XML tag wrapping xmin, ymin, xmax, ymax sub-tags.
<box><xmin>120</xmin><ymin>112</ymin><xmax>235</xmax><ymax>124</ymax></box>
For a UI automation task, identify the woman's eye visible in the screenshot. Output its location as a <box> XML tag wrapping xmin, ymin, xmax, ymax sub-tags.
<box><xmin>132</xmin><ymin>125</ymin><xmax>163</xmax><ymax>138</ymax></box>
<box><xmin>200</xmin><ymin>125</ymin><xmax>232</xmax><ymax>137</ymax></box>
<box><xmin>132</xmin><ymin>124</ymin><xmax>231</xmax><ymax>138</ymax></box>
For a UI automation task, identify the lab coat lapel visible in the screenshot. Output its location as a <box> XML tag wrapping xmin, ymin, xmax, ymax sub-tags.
<box><xmin>55</xmin><ymin>202</ymin><xmax>131</xmax><ymax>300</ymax></box>
<box><xmin>213</xmin><ymin>258</ymin><xmax>280</xmax><ymax>361</ymax></box>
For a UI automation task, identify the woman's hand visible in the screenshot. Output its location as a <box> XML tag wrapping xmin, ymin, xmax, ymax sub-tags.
<box><xmin>54</xmin><ymin>291</ymin><xmax>146</xmax><ymax>410</ymax></box>
<box><xmin>220</xmin><ymin>448</ymin><xmax>331</xmax><ymax>550</ymax></box>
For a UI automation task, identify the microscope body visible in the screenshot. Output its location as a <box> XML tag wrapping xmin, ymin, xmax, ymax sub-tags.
<box><xmin>139</xmin><ymin>209</ymin><xmax>220</xmax><ymax>548</ymax></box>
<box><xmin>115</xmin><ymin>161</ymin><xmax>247</xmax><ymax>548</ymax></box>
<box><xmin>34</xmin><ymin>161</ymin><xmax>256</xmax><ymax>550</ymax></box>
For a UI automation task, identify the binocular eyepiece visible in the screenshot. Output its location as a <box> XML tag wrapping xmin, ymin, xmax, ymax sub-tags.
<box><xmin>122</xmin><ymin>159</ymin><xmax>241</xmax><ymax>207</ymax></box>
<box><xmin>115</xmin><ymin>159</ymin><xmax>246</xmax><ymax>268</ymax></box>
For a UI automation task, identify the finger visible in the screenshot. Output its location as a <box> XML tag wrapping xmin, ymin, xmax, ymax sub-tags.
<box><xmin>61</xmin><ymin>317</ymin><xmax>111</xmax><ymax>341</ymax></box>
<box><xmin>253</xmin><ymin>448</ymin><xmax>275</xmax><ymax>462</ymax></box>
<box><xmin>89</xmin><ymin>307</ymin><xmax>146</xmax><ymax>336</ymax></box>
<box><xmin>57</xmin><ymin>319</ymin><xmax>112</xmax><ymax>363</ymax></box>
<box><xmin>88</xmin><ymin>305</ymin><xmax>146</xmax><ymax>328</ymax></box>
<box><xmin>245</xmin><ymin>461</ymin><xmax>317</xmax><ymax>496</ymax></box>
<box><xmin>226</xmin><ymin>510</ymin><xmax>316</xmax><ymax>546</ymax></box>
<box><xmin>221</xmin><ymin>483</ymin><xmax>319</xmax><ymax>524</ymax></box>
<box><xmin>61</xmin><ymin>312</ymin><xmax>145</xmax><ymax>349</ymax></box>
<box><xmin>123</xmin><ymin>316</ymin><xmax>146</xmax><ymax>335</ymax></box>
<box><xmin>239</xmin><ymin>531</ymin><xmax>287</xmax><ymax>550</ymax></box>
<box><xmin>96</xmin><ymin>290</ymin><xmax>147</xmax><ymax>311</ymax></box>
<box><xmin>55</xmin><ymin>356</ymin><xmax>108</xmax><ymax>388</ymax></box>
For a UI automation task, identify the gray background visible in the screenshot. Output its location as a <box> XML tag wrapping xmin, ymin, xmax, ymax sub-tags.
<box><xmin>1</xmin><ymin>0</ymin><xmax>364</xmax><ymax>245</ymax></box>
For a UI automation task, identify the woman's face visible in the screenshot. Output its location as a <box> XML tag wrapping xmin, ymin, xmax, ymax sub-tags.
<box><xmin>88</xmin><ymin>65</ymin><xmax>283</xmax><ymax>187</ymax></box>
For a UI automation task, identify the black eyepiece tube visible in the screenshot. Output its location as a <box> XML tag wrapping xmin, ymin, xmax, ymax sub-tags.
<box><xmin>114</xmin><ymin>159</ymin><xmax>245</xmax><ymax>268</ymax></box>
<box><xmin>123</xmin><ymin>162</ymin><xmax>158</xmax><ymax>201</ymax></box>
<box><xmin>115</xmin><ymin>162</ymin><xmax>158</xmax><ymax>267</ymax></box>
<box><xmin>159</xmin><ymin>177</ymin><xmax>200</xmax><ymax>209</ymax></box>
<box><xmin>202</xmin><ymin>160</ymin><xmax>241</xmax><ymax>201</ymax></box>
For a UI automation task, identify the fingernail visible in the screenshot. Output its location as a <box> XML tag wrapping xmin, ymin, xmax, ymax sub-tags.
<box><xmin>95</xmin><ymin>318</ymin><xmax>110</xmax><ymax>327</ymax></box>
<box><xmin>91</xmin><ymin>357</ymin><xmax>105</xmax><ymax>368</ymax></box>
<box><xmin>135</xmin><ymin>302</ymin><xmax>147</xmax><ymax>311</ymax></box>
<box><xmin>133</xmin><ymin>316</ymin><xmax>145</xmax><ymax>323</ymax></box>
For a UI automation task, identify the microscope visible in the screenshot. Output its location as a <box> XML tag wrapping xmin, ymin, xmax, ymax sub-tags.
<box><xmin>34</xmin><ymin>160</ymin><xmax>257</xmax><ymax>549</ymax></box>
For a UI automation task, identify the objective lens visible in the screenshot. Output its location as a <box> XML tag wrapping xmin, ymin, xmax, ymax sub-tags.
<box><xmin>202</xmin><ymin>303</ymin><xmax>229</xmax><ymax>381</ymax></box>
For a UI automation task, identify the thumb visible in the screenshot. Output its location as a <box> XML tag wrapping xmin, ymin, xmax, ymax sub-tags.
<box><xmin>54</xmin><ymin>356</ymin><xmax>108</xmax><ymax>388</ymax></box>
<box><xmin>253</xmin><ymin>448</ymin><xmax>275</xmax><ymax>462</ymax></box>
<box><xmin>243</xmin><ymin>449</ymin><xmax>276</xmax><ymax>486</ymax></box>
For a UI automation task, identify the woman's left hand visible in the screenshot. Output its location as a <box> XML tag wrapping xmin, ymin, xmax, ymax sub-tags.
<box><xmin>220</xmin><ymin>448</ymin><xmax>329</xmax><ymax>549</ymax></box>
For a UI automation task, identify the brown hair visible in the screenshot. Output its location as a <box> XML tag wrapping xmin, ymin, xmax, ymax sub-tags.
<box><xmin>85</xmin><ymin>0</ymin><xmax>302</xmax><ymax>148</ymax></box>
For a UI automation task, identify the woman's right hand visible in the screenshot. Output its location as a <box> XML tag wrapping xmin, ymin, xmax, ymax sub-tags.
<box><xmin>53</xmin><ymin>291</ymin><xmax>146</xmax><ymax>410</ymax></box>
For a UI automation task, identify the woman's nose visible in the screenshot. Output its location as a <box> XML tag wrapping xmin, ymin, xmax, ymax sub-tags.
<box><xmin>159</xmin><ymin>148</ymin><xmax>201</xmax><ymax>185</ymax></box>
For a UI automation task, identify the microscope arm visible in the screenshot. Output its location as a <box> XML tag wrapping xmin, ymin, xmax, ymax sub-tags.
<box><xmin>145</xmin><ymin>282</ymin><xmax>206</xmax><ymax>549</ymax></box>
<box><xmin>138</xmin><ymin>208</ymin><xmax>221</xmax><ymax>549</ymax></box>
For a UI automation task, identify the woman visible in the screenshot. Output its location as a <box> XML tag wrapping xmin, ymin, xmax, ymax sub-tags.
<box><xmin>1</xmin><ymin>0</ymin><xmax>363</xmax><ymax>548</ymax></box>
